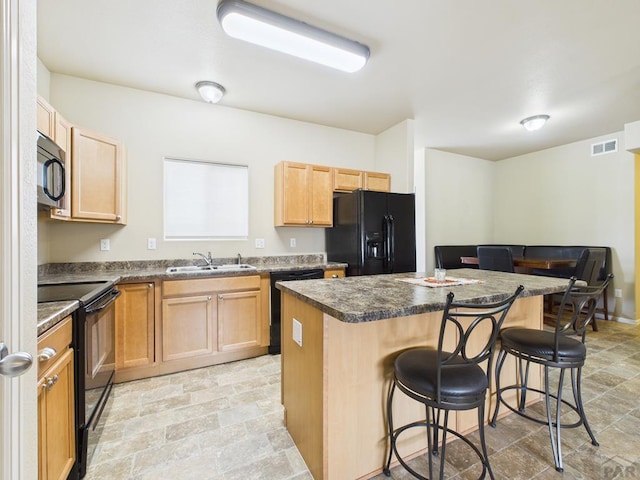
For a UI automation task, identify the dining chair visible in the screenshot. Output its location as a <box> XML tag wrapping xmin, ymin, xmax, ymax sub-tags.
<box><xmin>490</xmin><ymin>275</ymin><xmax>613</xmax><ymax>472</ymax></box>
<box><xmin>541</xmin><ymin>247</ymin><xmax>607</xmax><ymax>330</ymax></box>
<box><xmin>383</xmin><ymin>285</ymin><xmax>524</xmax><ymax>480</ymax></box>
<box><xmin>477</xmin><ymin>246</ymin><xmax>514</xmax><ymax>273</ymax></box>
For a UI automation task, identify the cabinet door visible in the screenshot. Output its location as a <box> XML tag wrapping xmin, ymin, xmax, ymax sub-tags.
<box><xmin>116</xmin><ymin>283</ymin><xmax>155</xmax><ymax>369</ymax></box>
<box><xmin>36</xmin><ymin>95</ymin><xmax>55</xmax><ymax>137</ymax></box>
<box><xmin>71</xmin><ymin>126</ymin><xmax>126</xmax><ymax>223</ymax></box>
<box><xmin>309</xmin><ymin>165</ymin><xmax>333</xmax><ymax>226</ymax></box>
<box><xmin>364</xmin><ymin>171</ymin><xmax>391</xmax><ymax>192</ymax></box>
<box><xmin>278</xmin><ymin>162</ymin><xmax>311</xmax><ymax>225</ymax></box>
<box><xmin>162</xmin><ymin>294</ymin><xmax>217</xmax><ymax>361</ymax></box>
<box><xmin>38</xmin><ymin>348</ymin><xmax>75</xmax><ymax>480</ymax></box>
<box><xmin>50</xmin><ymin>113</ymin><xmax>73</xmax><ymax>219</ymax></box>
<box><xmin>333</xmin><ymin>168</ymin><xmax>363</xmax><ymax>192</ymax></box>
<box><xmin>275</xmin><ymin>162</ymin><xmax>333</xmax><ymax>226</ymax></box>
<box><xmin>218</xmin><ymin>290</ymin><xmax>262</xmax><ymax>352</ymax></box>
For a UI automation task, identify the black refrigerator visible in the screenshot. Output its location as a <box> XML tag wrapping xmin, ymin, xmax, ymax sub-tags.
<box><xmin>325</xmin><ymin>189</ymin><xmax>416</xmax><ymax>276</ymax></box>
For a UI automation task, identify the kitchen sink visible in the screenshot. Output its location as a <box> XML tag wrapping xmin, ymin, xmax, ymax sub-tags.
<box><xmin>165</xmin><ymin>264</ymin><xmax>257</xmax><ymax>274</ymax></box>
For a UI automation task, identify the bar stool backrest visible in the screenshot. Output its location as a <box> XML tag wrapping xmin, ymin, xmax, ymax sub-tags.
<box><xmin>436</xmin><ymin>286</ymin><xmax>524</xmax><ymax>402</ymax></box>
<box><xmin>554</xmin><ymin>274</ymin><xmax>613</xmax><ymax>347</ymax></box>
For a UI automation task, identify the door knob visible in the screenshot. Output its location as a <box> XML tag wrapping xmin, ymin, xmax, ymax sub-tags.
<box><xmin>0</xmin><ymin>342</ymin><xmax>33</xmax><ymax>377</ymax></box>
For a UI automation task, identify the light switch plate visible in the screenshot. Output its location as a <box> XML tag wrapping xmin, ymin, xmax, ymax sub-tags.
<box><xmin>292</xmin><ymin>318</ymin><xmax>302</xmax><ymax>347</ymax></box>
<box><xmin>290</xmin><ymin>238</ymin><xmax>296</xmax><ymax>248</ymax></box>
<box><xmin>100</xmin><ymin>239</ymin><xmax>110</xmax><ymax>251</ymax></box>
<box><xmin>147</xmin><ymin>238</ymin><xmax>157</xmax><ymax>250</ymax></box>
<box><xmin>255</xmin><ymin>238</ymin><xmax>265</xmax><ymax>249</ymax></box>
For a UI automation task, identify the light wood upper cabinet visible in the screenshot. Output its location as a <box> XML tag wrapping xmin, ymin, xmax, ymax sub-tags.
<box><xmin>275</xmin><ymin>161</ymin><xmax>333</xmax><ymax>227</ymax></box>
<box><xmin>51</xmin><ymin>113</ymin><xmax>73</xmax><ymax>219</ymax></box>
<box><xmin>333</xmin><ymin>167</ymin><xmax>390</xmax><ymax>193</ymax></box>
<box><xmin>115</xmin><ymin>283</ymin><xmax>156</xmax><ymax>371</ymax></box>
<box><xmin>37</xmin><ymin>317</ymin><xmax>76</xmax><ymax>480</ymax></box>
<box><xmin>71</xmin><ymin>126</ymin><xmax>126</xmax><ymax>224</ymax></box>
<box><xmin>36</xmin><ymin>95</ymin><xmax>56</xmax><ymax>138</ymax></box>
<box><xmin>364</xmin><ymin>171</ymin><xmax>391</xmax><ymax>192</ymax></box>
<box><xmin>333</xmin><ymin>168</ymin><xmax>363</xmax><ymax>192</ymax></box>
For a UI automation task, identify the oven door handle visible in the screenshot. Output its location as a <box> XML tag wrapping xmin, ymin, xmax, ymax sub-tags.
<box><xmin>84</xmin><ymin>289</ymin><xmax>121</xmax><ymax>314</ymax></box>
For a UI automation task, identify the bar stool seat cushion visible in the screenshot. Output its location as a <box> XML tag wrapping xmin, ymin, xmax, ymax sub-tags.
<box><xmin>395</xmin><ymin>349</ymin><xmax>488</xmax><ymax>404</ymax></box>
<box><xmin>500</xmin><ymin>328</ymin><xmax>586</xmax><ymax>363</ymax></box>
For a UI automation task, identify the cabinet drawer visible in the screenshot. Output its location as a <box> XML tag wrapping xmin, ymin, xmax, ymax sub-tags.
<box><xmin>163</xmin><ymin>275</ymin><xmax>261</xmax><ymax>297</ymax></box>
<box><xmin>37</xmin><ymin>316</ymin><xmax>72</xmax><ymax>378</ymax></box>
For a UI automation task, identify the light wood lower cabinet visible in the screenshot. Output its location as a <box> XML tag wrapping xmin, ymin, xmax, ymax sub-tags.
<box><xmin>218</xmin><ymin>289</ymin><xmax>262</xmax><ymax>352</ymax></box>
<box><xmin>162</xmin><ymin>293</ymin><xmax>217</xmax><ymax>361</ymax></box>
<box><xmin>323</xmin><ymin>268</ymin><xmax>345</xmax><ymax>278</ymax></box>
<box><xmin>115</xmin><ymin>282</ymin><xmax>156</xmax><ymax>370</ymax></box>
<box><xmin>38</xmin><ymin>317</ymin><xmax>76</xmax><ymax>480</ymax></box>
<box><xmin>114</xmin><ymin>274</ymin><xmax>269</xmax><ymax>382</ymax></box>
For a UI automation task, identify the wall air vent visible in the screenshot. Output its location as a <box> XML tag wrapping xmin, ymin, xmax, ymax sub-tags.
<box><xmin>591</xmin><ymin>139</ymin><xmax>618</xmax><ymax>156</ymax></box>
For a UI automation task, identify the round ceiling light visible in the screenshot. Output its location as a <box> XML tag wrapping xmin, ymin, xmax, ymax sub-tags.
<box><xmin>196</xmin><ymin>81</ymin><xmax>226</xmax><ymax>104</ymax></box>
<box><xmin>520</xmin><ymin>114</ymin><xmax>550</xmax><ymax>132</ymax></box>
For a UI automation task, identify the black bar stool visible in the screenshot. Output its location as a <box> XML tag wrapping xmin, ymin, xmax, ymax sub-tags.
<box><xmin>490</xmin><ymin>274</ymin><xmax>613</xmax><ymax>472</ymax></box>
<box><xmin>383</xmin><ymin>285</ymin><xmax>524</xmax><ymax>480</ymax></box>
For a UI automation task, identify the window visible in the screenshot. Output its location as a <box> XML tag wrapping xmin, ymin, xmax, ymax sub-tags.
<box><xmin>164</xmin><ymin>157</ymin><xmax>249</xmax><ymax>240</ymax></box>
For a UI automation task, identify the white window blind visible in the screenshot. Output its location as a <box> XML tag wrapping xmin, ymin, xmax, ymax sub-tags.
<box><xmin>164</xmin><ymin>157</ymin><xmax>249</xmax><ymax>240</ymax></box>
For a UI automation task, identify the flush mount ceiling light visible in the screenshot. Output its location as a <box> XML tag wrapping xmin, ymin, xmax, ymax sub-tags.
<box><xmin>196</xmin><ymin>81</ymin><xmax>226</xmax><ymax>103</ymax></box>
<box><xmin>520</xmin><ymin>114</ymin><xmax>550</xmax><ymax>132</ymax></box>
<box><xmin>216</xmin><ymin>0</ymin><xmax>370</xmax><ymax>73</ymax></box>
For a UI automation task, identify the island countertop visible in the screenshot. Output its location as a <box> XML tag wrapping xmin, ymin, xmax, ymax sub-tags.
<box><xmin>276</xmin><ymin>268</ymin><xmax>572</xmax><ymax>323</ymax></box>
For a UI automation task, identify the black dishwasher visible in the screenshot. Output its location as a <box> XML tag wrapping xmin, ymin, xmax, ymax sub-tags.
<box><xmin>270</xmin><ymin>269</ymin><xmax>324</xmax><ymax>354</ymax></box>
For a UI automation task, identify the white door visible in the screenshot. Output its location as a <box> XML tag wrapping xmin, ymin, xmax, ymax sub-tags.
<box><xmin>0</xmin><ymin>0</ymin><xmax>38</xmax><ymax>479</ymax></box>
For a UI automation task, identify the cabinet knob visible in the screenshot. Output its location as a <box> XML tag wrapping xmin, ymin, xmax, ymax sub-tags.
<box><xmin>115</xmin><ymin>215</ymin><xmax>122</xmax><ymax>221</ymax></box>
<box><xmin>148</xmin><ymin>283</ymin><xmax>153</xmax><ymax>288</ymax></box>
<box><xmin>44</xmin><ymin>374</ymin><xmax>59</xmax><ymax>390</ymax></box>
<box><xmin>207</xmin><ymin>296</ymin><xmax>212</xmax><ymax>301</ymax></box>
<box><xmin>332</xmin><ymin>274</ymin><xmax>339</xmax><ymax>278</ymax></box>
<box><xmin>38</xmin><ymin>347</ymin><xmax>57</xmax><ymax>362</ymax></box>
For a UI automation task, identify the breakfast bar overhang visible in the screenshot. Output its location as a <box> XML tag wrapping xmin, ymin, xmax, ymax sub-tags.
<box><xmin>276</xmin><ymin>269</ymin><xmax>571</xmax><ymax>480</ymax></box>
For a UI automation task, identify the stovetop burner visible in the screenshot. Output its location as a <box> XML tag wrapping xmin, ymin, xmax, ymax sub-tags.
<box><xmin>37</xmin><ymin>281</ymin><xmax>114</xmax><ymax>305</ymax></box>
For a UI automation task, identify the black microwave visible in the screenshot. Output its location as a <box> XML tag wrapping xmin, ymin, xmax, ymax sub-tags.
<box><xmin>37</xmin><ymin>131</ymin><xmax>66</xmax><ymax>209</ymax></box>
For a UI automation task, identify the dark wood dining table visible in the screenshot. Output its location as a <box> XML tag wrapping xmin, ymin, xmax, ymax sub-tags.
<box><xmin>460</xmin><ymin>256</ymin><xmax>577</xmax><ymax>273</ymax></box>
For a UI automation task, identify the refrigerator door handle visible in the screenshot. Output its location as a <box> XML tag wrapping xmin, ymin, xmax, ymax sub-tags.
<box><xmin>383</xmin><ymin>215</ymin><xmax>395</xmax><ymax>273</ymax></box>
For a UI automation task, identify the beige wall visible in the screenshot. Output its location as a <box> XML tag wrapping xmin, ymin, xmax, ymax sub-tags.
<box><xmin>38</xmin><ymin>74</ymin><xmax>377</xmax><ymax>263</ymax></box>
<box><xmin>493</xmin><ymin>132</ymin><xmax>634</xmax><ymax>321</ymax></box>
<box><xmin>422</xmin><ymin>148</ymin><xmax>496</xmax><ymax>272</ymax></box>
<box><xmin>374</xmin><ymin>119</ymin><xmax>414</xmax><ymax>193</ymax></box>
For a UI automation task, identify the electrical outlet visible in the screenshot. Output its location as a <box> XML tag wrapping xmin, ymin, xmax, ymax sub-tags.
<box><xmin>293</xmin><ymin>318</ymin><xmax>302</xmax><ymax>347</ymax></box>
<box><xmin>100</xmin><ymin>239</ymin><xmax>110</xmax><ymax>251</ymax></box>
<box><xmin>147</xmin><ymin>238</ymin><xmax>157</xmax><ymax>250</ymax></box>
<box><xmin>615</xmin><ymin>288</ymin><xmax>622</xmax><ymax>298</ymax></box>
<box><xmin>255</xmin><ymin>238</ymin><xmax>265</xmax><ymax>249</ymax></box>
<box><xmin>290</xmin><ymin>238</ymin><xmax>296</xmax><ymax>248</ymax></box>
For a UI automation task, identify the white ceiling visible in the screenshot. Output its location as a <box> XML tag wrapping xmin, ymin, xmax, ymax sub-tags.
<box><xmin>37</xmin><ymin>0</ymin><xmax>640</xmax><ymax>160</ymax></box>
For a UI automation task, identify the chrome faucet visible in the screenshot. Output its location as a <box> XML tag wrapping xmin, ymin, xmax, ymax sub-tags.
<box><xmin>237</xmin><ymin>253</ymin><xmax>242</xmax><ymax>265</ymax></box>
<box><xmin>193</xmin><ymin>251</ymin><xmax>213</xmax><ymax>266</ymax></box>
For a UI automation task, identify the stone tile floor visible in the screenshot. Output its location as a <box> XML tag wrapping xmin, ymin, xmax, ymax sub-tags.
<box><xmin>85</xmin><ymin>319</ymin><xmax>640</xmax><ymax>480</ymax></box>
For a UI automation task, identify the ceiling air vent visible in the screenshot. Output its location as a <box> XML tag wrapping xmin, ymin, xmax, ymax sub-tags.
<box><xmin>591</xmin><ymin>139</ymin><xmax>618</xmax><ymax>156</ymax></box>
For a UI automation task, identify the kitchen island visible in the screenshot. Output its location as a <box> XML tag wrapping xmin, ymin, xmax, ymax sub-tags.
<box><xmin>276</xmin><ymin>269</ymin><xmax>571</xmax><ymax>480</ymax></box>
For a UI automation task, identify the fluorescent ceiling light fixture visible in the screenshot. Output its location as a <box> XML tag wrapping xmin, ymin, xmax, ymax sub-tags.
<box><xmin>217</xmin><ymin>0</ymin><xmax>370</xmax><ymax>73</ymax></box>
<box><xmin>520</xmin><ymin>114</ymin><xmax>550</xmax><ymax>132</ymax></box>
<box><xmin>196</xmin><ymin>81</ymin><xmax>226</xmax><ymax>103</ymax></box>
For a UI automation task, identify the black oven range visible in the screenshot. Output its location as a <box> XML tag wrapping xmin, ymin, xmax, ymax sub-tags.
<box><xmin>38</xmin><ymin>280</ymin><xmax>121</xmax><ymax>478</ymax></box>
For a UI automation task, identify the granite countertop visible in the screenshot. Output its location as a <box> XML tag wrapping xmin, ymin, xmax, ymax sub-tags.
<box><xmin>37</xmin><ymin>254</ymin><xmax>347</xmax><ymax>335</ymax></box>
<box><xmin>276</xmin><ymin>268</ymin><xmax>573</xmax><ymax>323</ymax></box>
<box><xmin>37</xmin><ymin>300</ymin><xmax>79</xmax><ymax>335</ymax></box>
